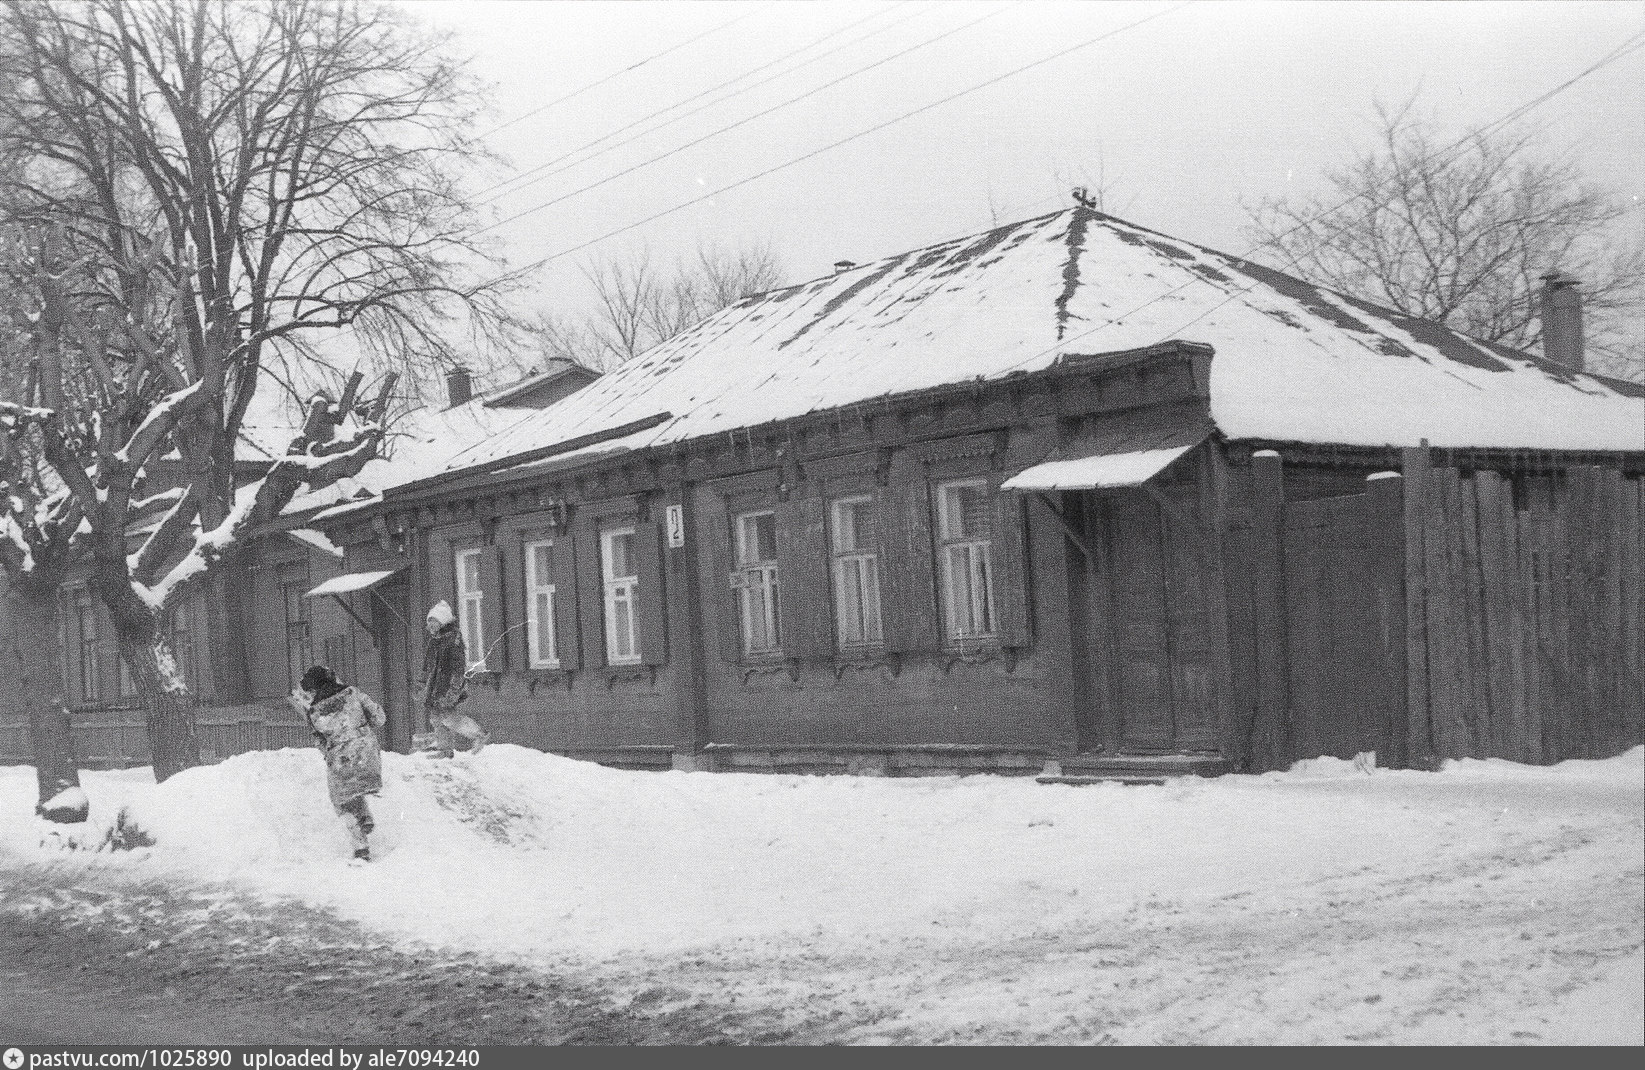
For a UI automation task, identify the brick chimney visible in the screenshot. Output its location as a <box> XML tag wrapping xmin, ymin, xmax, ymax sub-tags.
<box><xmin>1539</xmin><ymin>273</ymin><xmax>1584</xmax><ymax>373</ymax></box>
<box><xmin>445</xmin><ymin>365</ymin><xmax>472</xmax><ymax>408</ymax></box>
<box><xmin>833</xmin><ymin>260</ymin><xmax>857</xmax><ymax>275</ymax></box>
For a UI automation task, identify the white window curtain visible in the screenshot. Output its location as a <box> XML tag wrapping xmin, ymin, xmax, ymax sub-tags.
<box><xmin>455</xmin><ymin>548</ymin><xmax>486</xmax><ymax>670</ymax></box>
<box><xmin>936</xmin><ymin>479</ymin><xmax>997</xmax><ymax>640</ymax></box>
<box><xmin>524</xmin><ymin>539</ymin><xmax>558</xmax><ymax>669</ymax></box>
<box><xmin>602</xmin><ymin>527</ymin><xmax>640</xmax><ymax>665</ymax></box>
<box><xmin>733</xmin><ymin>510</ymin><xmax>781</xmax><ymax>656</ymax></box>
<box><xmin>830</xmin><ymin>495</ymin><xmax>882</xmax><ymax>648</ymax></box>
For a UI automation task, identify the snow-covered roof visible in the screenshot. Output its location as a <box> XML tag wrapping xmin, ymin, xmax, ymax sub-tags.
<box><xmin>420</xmin><ymin>209</ymin><xmax>1640</xmax><ymax>488</ymax></box>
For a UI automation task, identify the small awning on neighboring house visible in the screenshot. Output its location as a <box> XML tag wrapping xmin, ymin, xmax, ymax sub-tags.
<box><xmin>1002</xmin><ymin>413</ymin><xmax>1210</xmax><ymax>492</ymax></box>
<box><xmin>305</xmin><ymin>566</ymin><xmax>406</xmax><ymax>599</ymax></box>
<box><xmin>305</xmin><ymin>565</ymin><xmax>408</xmax><ymax>646</ymax></box>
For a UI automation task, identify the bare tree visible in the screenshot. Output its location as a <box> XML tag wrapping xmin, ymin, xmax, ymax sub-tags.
<box><xmin>1245</xmin><ymin>104</ymin><xmax>1644</xmax><ymax>380</ymax></box>
<box><xmin>0</xmin><ymin>0</ymin><xmax>514</xmax><ymax>783</ymax></box>
<box><xmin>561</xmin><ymin>241</ymin><xmax>785</xmax><ymax>370</ymax></box>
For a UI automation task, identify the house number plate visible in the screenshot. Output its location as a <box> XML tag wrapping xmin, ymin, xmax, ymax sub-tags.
<box><xmin>666</xmin><ymin>503</ymin><xmax>686</xmax><ymax>548</ymax></box>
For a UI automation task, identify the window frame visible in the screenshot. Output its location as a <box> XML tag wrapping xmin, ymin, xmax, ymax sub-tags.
<box><xmin>934</xmin><ymin>477</ymin><xmax>999</xmax><ymax>642</ymax></box>
<box><xmin>280</xmin><ymin>576</ymin><xmax>314</xmax><ymax>690</ymax></box>
<box><xmin>600</xmin><ymin>525</ymin><xmax>641</xmax><ymax>666</ymax></box>
<box><xmin>732</xmin><ymin>509</ymin><xmax>782</xmax><ymax>657</ymax></box>
<box><xmin>828</xmin><ymin>494</ymin><xmax>883</xmax><ymax>651</ymax></box>
<box><xmin>454</xmin><ymin>546</ymin><xmax>487</xmax><ymax>672</ymax></box>
<box><xmin>523</xmin><ymin>537</ymin><xmax>560</xmax><ymax>670</ymax></box>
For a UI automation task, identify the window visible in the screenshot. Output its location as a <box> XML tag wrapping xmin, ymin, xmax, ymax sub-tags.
<box><xmin>524</xmin><ymin>539</ymin><xmax>559</xmax><ymax>669</ymax></box>
<box><xmin>281</xmin><ymin>580</ymin><xmax>313</xmax><ymax>689</ymax></box>
<box><xmin>455</xmin><ymin>548</ymin><xmax>486</xmax><ymax>671</ymax></box>
<box><xmin>732</xmin><ymin>510</ymin><xmax>781</xmax><ymax>656</ymax></box>
<box><xmin>76</xmin><ymin>596</ymin><xmax>100</xmax><ymax>703</ymax></box>
<box><xmin>168</xmin><ymin>601</ymin><xmax>196</xmax><ymax>693</ymax></box>
<box><xmin>830</xmin><ymin>496</ymin><xmax>882</xmax><ymax>648</ymax></box>
<box><xmin>601</xmin><ymin>527</ymin><xmax>640</xmax><ymax>665</ymax></box>
<box><xmin>936</xmin><ymin>479</ymin><xmax>997</xmax><ymax>640</ymax></box>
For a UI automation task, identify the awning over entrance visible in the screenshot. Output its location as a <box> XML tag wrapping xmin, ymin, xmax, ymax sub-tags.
<box><xmin>1002</xmin><ymin>415</ymin><xmax>1210</xmax><ymax>492</ymax></box>
<box><xmin>305</xmin><ymin>565</ymin><xmax>406</xmax><ymax>599</ymax></box>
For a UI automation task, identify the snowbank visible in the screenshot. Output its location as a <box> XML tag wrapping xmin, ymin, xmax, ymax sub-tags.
<box><xmin>2</xmin><ymin>745</ymin><xmax>1639</xmax><ymax>969</ymax></box>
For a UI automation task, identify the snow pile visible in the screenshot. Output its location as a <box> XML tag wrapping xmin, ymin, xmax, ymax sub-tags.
<box><xmin>1</xmin><ymin>745</ymin><xmax>1640</xmax><ymax>1043</ymax></box>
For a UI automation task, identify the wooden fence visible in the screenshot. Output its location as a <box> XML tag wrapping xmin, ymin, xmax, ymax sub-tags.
<box><xmin>0</xmin><ymin>703</ymin><xmax>312</xmax><ymax>769</ymax></box>
<box><xmin>1230</xmin><ymin>450</ymin><xmax>1644</xmax><ymax>772</ymax></box>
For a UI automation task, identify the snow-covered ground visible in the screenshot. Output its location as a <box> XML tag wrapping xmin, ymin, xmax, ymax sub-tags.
<box><xmin>2</xmin><ymin>746</ymin><xmax>1641</xmax><ymax>1044</ymax></box>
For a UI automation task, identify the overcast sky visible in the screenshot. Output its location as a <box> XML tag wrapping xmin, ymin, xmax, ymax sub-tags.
<box><xmin>399</xmin><ymin>0</ymin><xmax>1644</xmax><ymax>341</ymax></box>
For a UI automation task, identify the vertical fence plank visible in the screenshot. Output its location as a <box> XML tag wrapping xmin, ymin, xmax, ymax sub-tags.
<box><xmin>1595</xmin><ymin>469</ymin><xmax>1626</xmax><ymax>757</ymax></box>
<box><xmin>1249</xmin><ymin>451</ymin><xmax>1289</xmax><ymax>772</ymax></box>
<box><xmin>1517</xmin><ymin>504</ymin><xmax>1544</xmax><ymax>764</ymax></box>
<box><xmin>1475</xmin><ymin>473</ymin><xmax>1519</xmax><ymax>760</ymax></box>
<box><xmin>1425</xmin><ymin>466</ymin><xmax>1470</xmax><ymax>760</ymax></box>
<box><xmin>1457</xmin><ymin>475</ymin><xmax>1490</xmax><ymax>757</ymax></box>
<box><xmin>1367</xmin><ymin>472</ymin><xmax>1408</xmax><ymax>766</ymax></box>
<box><xmin>1401</xmin><ymin>447</ymin><xmax>1433</xmax><ymax>766</ymax></box>
<box><xmin>1623</xmin><ymin>479</ymin><xmax>1645</xmax><ymax>751</ymax></box>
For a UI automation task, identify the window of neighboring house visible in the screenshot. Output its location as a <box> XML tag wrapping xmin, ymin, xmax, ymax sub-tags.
<box><xmin>76</xmin><ymin>596</ymin><xmax>100</xmax><ymax>703</ymax></box>
<box><xmin>455</xmin><ymin>548</ymin><xmax>486</xmax><ymax>671</ymax></box>
<box><xmin>601</xmin><ymin>526</ymin><xmax>640</xmax><ymax>666</ymax></box>
<box><xmin>167</xmin><ymin>601</ymin><xmax>196</xmax><ymax>694</ymax></box>
<box><xmin>524</xmin><ymin>539</ymin><xmax>559</xmax><ymax>669</ymax></box>
<box><xmin>935</xmin><ymin>478</ymin><xmax>997</xmax><ymax>641</ymax></box>
<box><xmin>281</xmin><ymin>579</ymin><xmax>313</xmax><ymax>690</ymax></box>
<box><xmin>733</xmin><ymin>510</ymin><xmax>781</xmax><ymax>656</ymax></box>
<box><xmin>830</xmin><ymin>495</ymin><xmax>883</xmax><ymax>649</ymax></box>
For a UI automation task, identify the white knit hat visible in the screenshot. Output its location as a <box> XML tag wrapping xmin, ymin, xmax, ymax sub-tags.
<box><xmin>426</xmin><ymin>600</ymin><xmax>455</xmax><ymax>627</ymax></box>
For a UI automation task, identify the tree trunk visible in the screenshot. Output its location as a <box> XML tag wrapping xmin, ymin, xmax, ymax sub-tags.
<box><xmin>118</xmin><ymin>630</ymin><xmax>202</xmax><ymax>784</ymax></box>
<box><xmin>10</xmin><ymin>592</ymin><xmax>87</xmax><ymax>822</ymax></box>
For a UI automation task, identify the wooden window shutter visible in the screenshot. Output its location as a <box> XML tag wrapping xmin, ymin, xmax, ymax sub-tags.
<box><xmin>575</xmin><ymin>525</ymin><xmax>606</xmax><ymax>667</ymax></box>
<box><xmin>550</xmin><ymin>533</ymin><xmax>581</xmax><ymax>669</ymax></box>
<box><xmin>428</xmin><ymin>536</ymin><xmax>455</xmax><ymax>615</ymax></box>
<box><xmin>480</xmin><ymin>544</ymin><xmax>505</xmax><ymax>671</ymax></box>
<box><xmin>882</xmin><ymin>476</ymin><xmax>940</xmax><ymax>653</ymax></box>
<box><xmin>993</xmin><ymin>489</ymin><xmax>1032</xmax><ymax>647</ymax></box>
<box><xmin>635</xmin><ymin>517</ymin><xmax>668</xmax><ymax>666</ymax></box>
<box><xmin>775</xmin><ymin>493</ymin><xmax>832</xmax><ymax>658</ymax></box>
<box><xmin>503</xmin><ymin>540</ymin><xmax>528</xmax><ymax>671</ymax></box>
<box><xmin>706</xmin><ymin>505</ymin><xmax>743</xmax><ymax>663</ymax></box>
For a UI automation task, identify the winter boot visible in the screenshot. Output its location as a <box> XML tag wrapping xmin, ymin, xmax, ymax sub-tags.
<box><xmin>469</xmin><ymin>730</ymin><xmax>490</xmax><ymax>756</ymax></box>
<box><xmin>352</xmin><ymin>846</ymin><xmax>371</xmax><ymax>862</ymax></box>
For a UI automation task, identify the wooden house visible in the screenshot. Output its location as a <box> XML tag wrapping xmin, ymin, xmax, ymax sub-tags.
<box><xmin>0</xmin><ymin>359</ymin><xmax>597</xmax><ymax>767</ymax></box>
<box><xmin>307</xmin><ymin>207</ymin><xmax>1644</xmax><ymax>777</ymax></box>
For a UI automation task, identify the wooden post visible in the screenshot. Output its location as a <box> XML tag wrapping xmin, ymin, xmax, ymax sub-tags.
<box><xmin>1248</xmin><ymin>450</ymin><xmax>1289</xmax><ymax>772</ymax></box>
<box><xmin>670</xmin><ymin>483</ymin><xmax>711</xmax><ymax>765</ymax></box>
<box><xmin>1401</xmin><ymin>444</ymin><xmax>1433</xmax><ymax>768</ymax></box>
<box><xmin>1366</xmin><ymin>472</ymin><xmax>1408</xmax><ymax>767</ymax></box>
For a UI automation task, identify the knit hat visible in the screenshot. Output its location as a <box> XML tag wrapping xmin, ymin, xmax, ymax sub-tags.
<box><xmin>300</xmin><ymin>665</ymin><xmax>342</xmax><ymax>698</ymax></box>
<box><xmin>427</xmin><ymin>600</ymin><xmax>456</xmax><ymax>627</ymax></box>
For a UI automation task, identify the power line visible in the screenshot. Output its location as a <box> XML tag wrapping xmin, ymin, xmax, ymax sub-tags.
<box><xmin>477</xmin><ymin>4</ymin><xmax>1013</xmax><ymax>236</ymax></box>
<box><xmin>503</xmin><ymin>1</ymin><xmax>1196</xmax><ymax>270</ymax></box>
<box><xmin>983</xmin><ymin>25</ymin><xmax>1645</xmax><ymax>374</ymax></box>
<box><xmin>475</xmin><ymin>2</ymin><xmax>926</xmax><ymax>204</ymax></box>
<box><xmin>474</xmin><ymin>8</ymin><xmax>758</xmax><ymax>140</ymax></box>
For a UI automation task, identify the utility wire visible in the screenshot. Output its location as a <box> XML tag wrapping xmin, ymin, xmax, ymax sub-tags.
<box><xmin>477</xmin><ymin>4</ymin><xmax>1012</xmax><ymax>236</ymax></box>
<box><xmin>502</xmin><ymin>1</ymin><xmax>1196</xmax><ymax>269</ymax></box>
<box><xmin>475</xmin><ymin>2</ymin><xmax>925</xmax><ymax>203</ymax></box>
<box><xmin>982</xmin><ymin>25</ymin><xmax>1645</xmax><ymax>374</ymax></box>
<box><xmin>475</xmin><ymin>8</ymin><xmax>757</xmax><ymax>140</ymax></box>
